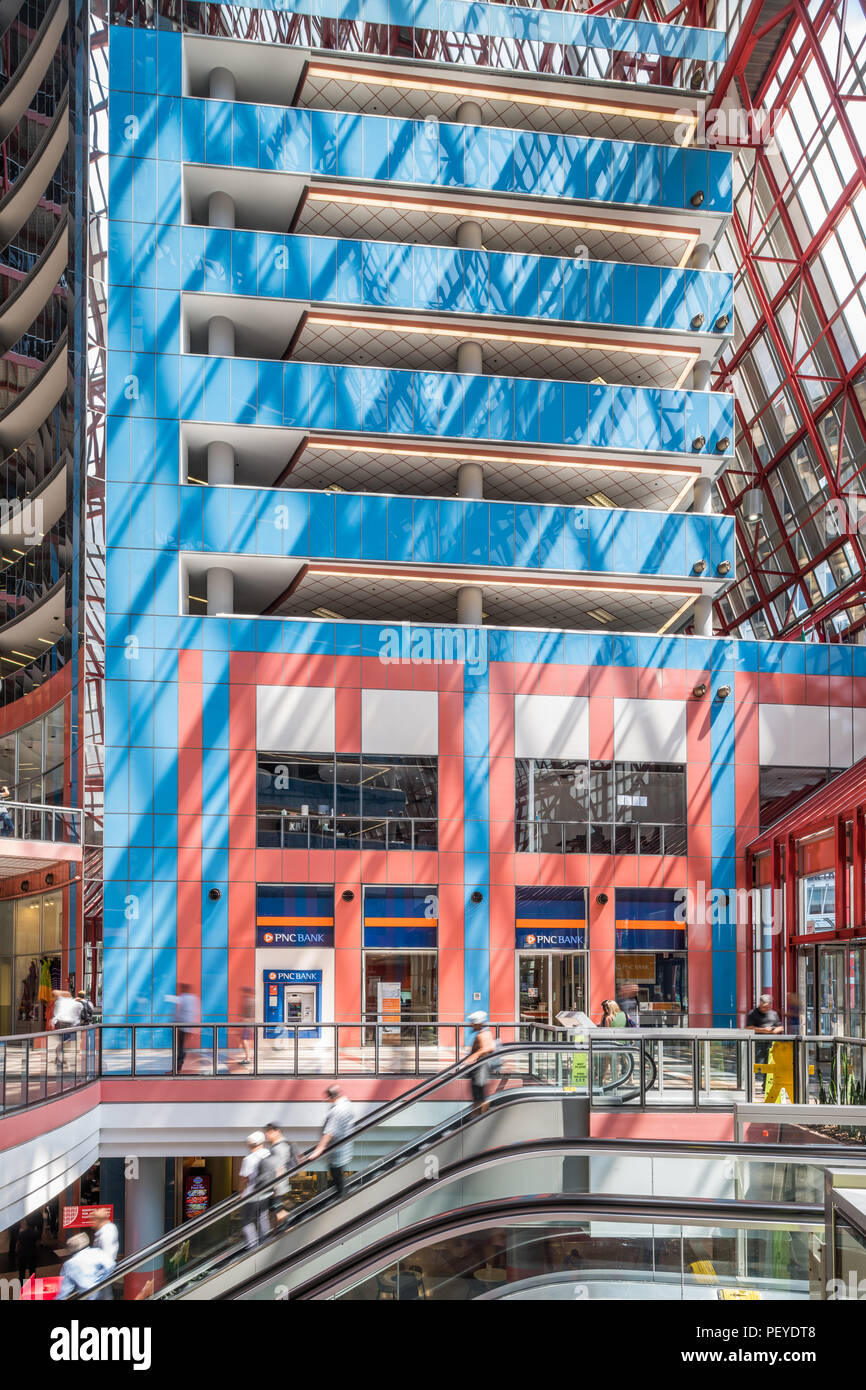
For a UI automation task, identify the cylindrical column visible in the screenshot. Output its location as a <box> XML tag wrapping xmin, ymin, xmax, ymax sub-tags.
<box><xmin>207</xmin><ymin>567</ymin><xmax>234</xmax><ymax>616</ymax></box>
<box><xmin>457</xmin><ymin>340</ymin><xmax>483</xmax><ymax>375</ymax></box>
<box><xmin>692</xmin><ymin>359</ymin><xmax>712</xmax><ymax>391</ymax></box>
<box><xmin>690</xmin><ymin>242</ymin><xmax>711</xmax><ymax>269</ymax></box>
<box><xmin>208</xmin><ymin>440</ymin><xmax>235</xmax><ymax>486</ymax></box>
<box><xmin>457</xmin><ymin>100</ymin><xmax>482</xmax><ymax>125</ymax></box>
<box><xmin>208</xmin><ymin>315</ymin><xmax>235</xmax><ymax>357</ymax></box>
<box><xmin>123</xmin><ymin>1157</ymin><xmax>166</xmax><ymax>1296</ymax></box>
<box><xmin>208</xmin><ymin>67</ymin><xmax>236</xmax><ymax>101</ymax></box>
<box><xmin>457</xmin><ymin>461</ymin><xmax>484</xmax><ymax>499</ymax></box>
<box><xmin>208</xmin><ymin>191</ymin><xmax>235</xmax><ymax>229</ymax></box>
<box><xmin>693</xmin><ymin>594</ymin><xmax>713</xmax><ymax>637</ymax></box>
<box><xmin>456</xmin><ymin>220</ymin><xmax>483</xmax><ymax>250</ymax></box>
<box><xmin>457</xmin><ymin>585</ymin><xmax>483</xmax><ymax>626</ymax></box>
<box><xmin>692</xmin><ymin>476</ymin><xmax>712</xmax><ymax>513</ymax></box>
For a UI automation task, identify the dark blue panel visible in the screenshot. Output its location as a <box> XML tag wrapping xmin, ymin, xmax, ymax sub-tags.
<box><xmin>538</xmin><ymin>379</ymin><xmax>563</xmax><ymax>444</ymax></box>
<box><xmin>438</xmin><ymin>121</ymin><xmax>465</xmax><ymax>186</ymax></box>
<box><xmin>563</xmin><ymin>380</ymin><xmax>588</xmax><ymax>446</ymax></box>
<box><xmin>609</xmin><ymin>140</ymin><xmax>635</xmax><ymax>204</ymax></box>
<box><xmin>488</xmin><ymin>375</ymin><xmax>513</xmax><ymax>442</ymax></box>
<box><xmin>610</xmin><ymin>262</ymin><xmax>637</xmax><ymax>326</ymax></box>
<box><xmin>586</xmin><ymin>139</ymin><xmax>611</xmax><ymax>202</ymax></box>
<box><xmin>682</xmin><ymin>148</ymin><xmax>709</xmax><ymax>209</ymax></box>
<box><xmin>635</xmin><ymin>264</ymin><xmax>662</xmax><ymax>328</ymax></box>
<box><xmin>659</xmin><ymin>144</ymin><xmax>684</xmax><ymax>208</ymax></box>
<box><xmin>464</xmin><ymin>501</ymin><xmax>489</xmax><ymax>565</ymax></box>
<box><xmin>388</xmin><ymin>369</ymin><xmax>413</xmax><ymax>436</ymax></box>
<box><xmin>562</xmin><ymin>136</ymin><xmax>587</xmax><ymax>201</ymax></box>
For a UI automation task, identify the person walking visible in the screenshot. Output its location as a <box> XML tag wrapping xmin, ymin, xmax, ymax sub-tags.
<box><xmin>88</xmin><ymin>1208</ymin><xmax>119</xmax><ymax>1300</ymax></box>
<box><xmin>239</xmin><ymin>1131</ymin><xmax>271</xmax><ymax>1250</ymax></box>
<box><xmin>166</xmin><ymin>983</ymin><xmax>201</xmax><ymax>1074</ymax></box>
<box><xmin>0</xmin><ymin>785</ymin><xmax>13</xmax><ymax>837</ymax></box>
<box><xmin>599</xmin><ymin>999</ymin><xmax>628</xmax><ymax>1028</ymax></box>
<box><xmin>50</xmin><ymin>990</ymin><xmax>83</xmax><ymax>1031</ymax></box>
<box><xmin>15</xmin><ymin>1218</ymin><xmax>39</xmax><ymax>1292</ymax></box>
<box><xmin>261</xmin><ymin>1122</ymin><xmax>303</xmax><ymax>1226</ymax></box>
<box><xmin>307</xmin><ymin>1085</ymin><xmax>355</xmax><ymax>1198</ymax></box>
<box><xmin>55</xmin><ymin>1232</ymin><xmax>112</xmax><ymax>1300</ymax></box>
<box><xmin>464</xmin><ymin>1011</ymin><xmax>498</xmax><ymax>1115</ymax></box>
<box><xmin>746</xmin><ymin>993</ymin><xmax>784</xmax><ymax>1083</ymax></box>
<box><xmin>239</xmin><ymin>986</ymin><xmax>255</xmax><ymax>1070</ymax></box>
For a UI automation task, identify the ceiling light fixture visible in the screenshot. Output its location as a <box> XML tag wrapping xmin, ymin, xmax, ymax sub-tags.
<box><xmin>304</xmin><ymin>438</ymin><xmax>702</xmax><ymax>482</ymax></box>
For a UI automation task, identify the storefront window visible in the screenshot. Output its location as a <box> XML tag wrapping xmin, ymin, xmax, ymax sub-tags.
<box><xmin>258</xmin><ymin>752</ymin><xmax>437</xmax><ymax>849</ymax></box>
<box><xmin>0</xmin><ymin>891</ymin><xmax>65</xmax><ymax>1032</ymax></box>
<box><xmin>363</xmin><ymin>886</ymin><xmax>438</xmax><ymax>1042</ymax></box>
<box><xmin>516</xmin><ymin>759</ymin><xmax>686</xmax><ymax>856</ymax></box>
<box><xmin>0</xmin><ymin>705</ymin><xmax>67</xmax><ymax>806</ymax></box>
<box><xmin>752</xmin><ymin>854</ymin><xmax>775</xmax><ymax>1001</ymax></box>
<box><xmin>615</xmin><ymin>888</ymin><xmax>688</xmax><ymax>1025</ymax></box>
<box><xmin>797</xmin><ymin>833</ymin><xmax>836</xmax><ymax>933</ymax></box>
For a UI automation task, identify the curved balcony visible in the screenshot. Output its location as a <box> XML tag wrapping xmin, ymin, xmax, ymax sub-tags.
<box><xmin>0</xmin><ymin>628</ymin><xmax>69</xmax><ymax>705</ymax></box>
<box><xmin>0</xmin><ymin>0</ymin><xmax>68</xmax><ymax>143</ymax></box>
<box><xmin>0</xmin><ymin>86</ymin><xmax>68</xmax><ymax>249</ymax></box>
<box><xmin>0</xmin><ymin>326</ymin><xmax>67</xmax><ymax>450</ymax></box>
<box><xmin>0</xmin><ymin>210</ymin><xmax>66</xmax><ymax>352</ymax></box>
<box><xmin>0</xmin><ymin>518</ymin><xmax>68</xmax><ymax>628</ymax></box>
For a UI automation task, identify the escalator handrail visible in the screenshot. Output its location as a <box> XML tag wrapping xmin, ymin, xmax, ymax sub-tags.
<box><xmin>77</xmin><ymin>1041</ymin><xmax>576</xmax><ymax>1288</ymax></box>
<box><xmin>222</xmin><ymin>1132</ymin><xmax>838</xmax><ymax>1302</ymax></box>
<box><xmin>289</xmin><ymin>1191</ymin><xmax>825</xmax><ymax>1301</ymax></box>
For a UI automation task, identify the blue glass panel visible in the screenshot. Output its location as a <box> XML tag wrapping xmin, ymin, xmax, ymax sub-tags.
<box><xmin>283</xmin><ymin>361</ymin><xmax>311</xmax><ymax>426</ymax></box>
<box><xmin>636</xmin><ymin>264</ymin><xmax>662</xmax><ymax>329</ymax></box>
<box><xmin>413</xmin><ymin>499</ymin><xmax>438</xmax><ymax>563</ymax></box>
<box><xmin>387</xmin><ymin>495</ymin><xmax>414</xmax><ymax>562</ymax></box>
<box><xmin>413</xmin><ymin>244</ymin><xmax>439</xmax><ymax>310</ymax></box>
<box><xmin>361</xmin><ymin>367</ymin><xmax>388</xmax><ymax>433</ymax></box>
<box><xmin>563</xmin><ymin>380</ymin><xmax>588</xmax><ymax>446</ymax></box>
<box><xmin>488</xmin><ymin>375</ymin><xmax>513</xmax><ymax>442</ymax></box>
<box><xmin>309</xmin><ymin>492</ymin><xmax>335</xmax><ymax>558</ymax></box>
<box><xmin>588</xmin><ymin>260</ymin><xmax>612</xmax><ymax>323</ymax></box>
<box><xmin>586</xmin><ymin>139</ymin><xmax>611</xmax><ymax>202</ymax></box>
<box><xmin>538</xmin><ymin>506</ymin><xmax>564</xmax><ymax>570</ymax></box>
<box><xmin>683</xmin><ymin>148</ymin><xmax>708</xmax><ymax>210</ymax></box>
<box><xmin>488</xmin><ymin>126</ymin><xmax>514</xmax><ymax>192</ymax></box>
<box><xmin>609</xmin><ymin>140</ymin><xmax>635</xmax><ymax>204</ymax></box>
<box><xmin>388</xmin><ymin>369</ymin><xmax>414</xmax><ymax>435</ymax></box>
<box><xmin>536</xmin><ymin>134</ymin><xmax>563</xmax><ymax>198</ymax></box>
<box><xmin>463</xmin><ymin>248</ymin><xmax>488</xmax><ymax>314</ymax></box>
<box><xmin>635</xmin><ymin>143</ymin><xmax>660</xmax><ymax>205</ymax></box>
<box><xmin>464</xmin><ymin>501</ymin><xmax>489</xmax><ymax>565</ymax></box>
<box><xmin>337</xmin><ymin>237</ymin><xmax>363</xmax><ymax>302</ymax></box>
<box><xmin>389</xmin><ymin>116</ymin><xmax>415</xmax><ymax>183</ymax></box>
<box><xmin>335</xmin><ymin>492</ymin><xmax>363</xmax><ymax>560</ymax></box>
<box><xmin>562</xmin><ymin>137</ymin><xmax>587</xmax><ymax>200</ymax></box>
<box><xmin>205</xmin><ymin>99</ymin><xmax>232</xmax><ymax>164</ymax></box>
<box><xmin>412</xmin><ymin>118</ymin><xmax>438</xmax><ymax>184</ymax></box>
<box><xmin>538</xmin><ymin>380</ymin><xmax>563</xmax><ymax>444</ymax></box>
<box><xmin>438</xmin><ymin>499</ymin><xmax>463</xmax><ymax>563</ymax></box>
<box><xmin>659</xmin><ymin>144</ymin><xmax>684</xmax><ymax>208</ymax></box>
<box><xmin>512</xmin><ymin>130</ymin><xmax>539</xmax><ymax>194</ymax></box>
<box><xmin>283</xmin><ymin>107</ymin><xmax>312</xmax><ymax>173</ymax></box>
<box><xmin>563</xmin><ymin>507</ymin><xmax>589</xmax><ymax>571</ymax></box>
<box><xmin>512</xmin><ymin>254</ymin><xmax>538</xmax><ymax>318</ymax></box>
<box><xmin>537</xmin><ymin>256</ymin><xmax>563</xmax><ymax>320</ymax></box>
<box><xmin>310</xmin><ymin>109</ymin><xmax>338</xmax><ymax>175</ymax></box>
<box><xmin>658</xmin><ymin>389</ymin><xmax>685</xmax><ymax>453</ymax></box>
<box><xmin>514</xmin><ymin>504</ymin><xmax>539</xmax><ymax>568</ymax></box>
<box><xmin>309</xmin><ymin>363</ymin><xmax>336</xmax><ymax>431</ymax></box>
<box><xmin>463</xmin><ymin>373</ymin><xmax>488</xmax><ymax>439</ymax></box>
<box><xmin>438</xmin><ymin>121</ymin><xmax>466</xmax><ymax>186</ymax></box>
<box><xmin>310</xmin><ymin>236</ymin><xmax>338</xmax><ymax>302</ymax></box>
<box><xmin>515</xmin><ymin>378</ymin><xmax>540</xmax><ymax>444</ymax></box>
<box><xmin>490</xmin><ymin>503</ymin><xmax>515</xmax><ymax>567</ymax></box>
<box><xmin>610</xmin><ymin>262</ymin><xmax>637</xmax><ymax>326</ymax></box>
<box><xmin>336</xmin><ymin>111</ymin><xmax>365</xmax><ymax>178</ymax></box>
<box><xmin>389</xmin><ymin>241</ymin><xmax>414</xmax><ymax>308</ymax></box>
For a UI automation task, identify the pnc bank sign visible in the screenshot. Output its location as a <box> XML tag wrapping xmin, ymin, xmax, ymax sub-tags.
<box><xmin>256</xmin><ymin>925</ymin><xmax>333</xmax><ymax>948</ymax></box>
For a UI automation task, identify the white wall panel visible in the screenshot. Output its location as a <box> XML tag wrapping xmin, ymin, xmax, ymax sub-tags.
<box><xmin>758</xmin><ymin>705</ymin><xmax>830</xmax><ymax>768</ymax></box>
<box><xmin>256</xmin><ymin>685</ymin><xmax>335</xmax><ymax>752</ymax></box>
<box><xmin>613</xmin><ymin>698</ymin><xmax>687</xmax><ymax>762</ymax></box>
<box><xmin>361</xmin><ymin>689</ymin><xmax>438</xmax><ymax>753</ymax></box>
<box><xmin>513</xmin><ymin>694</ymin><xmax>589</xmax><ymax>760</ymax></box>
<box><xmin>829</xmin><ymin>706</ymin><xmax>854</xmax><ymax>769</ymax></box>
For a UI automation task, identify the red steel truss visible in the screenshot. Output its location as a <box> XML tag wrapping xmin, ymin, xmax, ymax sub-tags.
<box><xmin>708</xmin><ymin>0</ymin><xmax>866</xmax><ymax>642</ymax></box>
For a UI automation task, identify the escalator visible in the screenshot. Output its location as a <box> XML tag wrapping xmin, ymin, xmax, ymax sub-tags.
<box><xmin>77</xmin><ymin>1045</ymin><xmax>828</xmax><ymax>1301</ymax></box>
<box><xmin>80</xmin><ymin>1041</ymin><xmax>647</xmax><ymax>1302</ymax></box>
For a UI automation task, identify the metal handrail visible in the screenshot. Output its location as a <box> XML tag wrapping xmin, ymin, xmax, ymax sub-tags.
<box><xmin>0</xmin><ymin>796</ymin><xmax>81</xmax><ymax>842</ymax></box>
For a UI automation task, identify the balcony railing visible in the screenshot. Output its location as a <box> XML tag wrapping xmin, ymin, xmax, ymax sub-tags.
<box><xmin>515</xmin><ymin>820</ymin><xmax>688</xmax><ymax>856</ymax></box>
<box><xmin>2</xmin><ymin>1025</ymin><xmax>866</xmax><ymax>1118</ymax></box>
<box><xmin>257</xmin><ymin>811</ymin><xmax>437</xmax><ymax>850</ymax></box>
<box><xmin>0</xmin><ymin>796</ymin><xmax>80</xmax><ymax>842</ymax></box>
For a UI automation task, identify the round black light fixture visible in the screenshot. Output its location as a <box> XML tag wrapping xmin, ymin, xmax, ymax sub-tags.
<box><xmin>690</xmin><ymin>68</ymin><xmax>705</xmax><ymax>92</ymax></box>
<box><xmin>717</xmin><ymin>560</ymin><xmax>732</xmax><ymax>576</ymax></box>
<box><xmin>717</xmin><ymin>684</ymin><xmax>732</xmax><ymax>699</ymax></box>
<box><xmin>20</xmin><ymin>880</ymin><xmax>29</xmax><ymax>892</ymax></box>
<box><xmin>692</xmin><ymin>559</ymin><xmax>707</xmax><ymax>575</ymax></box>
<box><xmin>714</xmin><ymin>314</ymin><xmax>730</xmax><ymax>331</ymax></box>
<box><xmin>208</xmin><ymin>888</ymin><xmax>221</xmax><ymax>901</ymax></box>
<box><xmin>690</xmin><ymin>190</ymin><xmax>705</xmax><ymax>207</ymax></box>
<box><xmin>716</xmin><ymin>436</ymin><xmax>731</xmax><ymax>452</ymax></box>
<box><xmin>341</xmin><ymin>889</ymin><xmax>354</xmax><ymax>902</ymax></box>
<box><xmin>45</xmin><ymin>872</ymin><xmax>54</xmax><ymax>886</ymax></box>
<box><xmin>693</xmin><ymin>683</ymin><xmax>708</xmax><ymax>698</ymax></box>
<box><xmin>595</xmin><ymin>892</ymin><xmax>609</xmax><ymax>907</ymax></box>
<box><xmin>692</xmin><ymin>435</ymin><xmax>706</xmax><ymax>451</ymax></box>
<box><xmin>470</xmin><ymin>890</ymin><xmax>484</xmax><ymax>904</ymax></box>
<box><xmin>690</xmin><ymin>313</ymin><xmax>705</xmax><ymax>329</ymax></box>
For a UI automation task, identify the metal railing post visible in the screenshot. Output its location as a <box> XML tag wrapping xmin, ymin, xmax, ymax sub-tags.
<box><xmin>639</xmin><ymin>1037</ymin><xmax>647</xmax><ymax>1107</ymax></box>
<box><xmin>211</xmin><ymin>1026</ymin><xmax>218</xmax><ymax>1076</ymax></box>
<box><xmin>293</xmin><ymin>1024</ymin><xmax>299</xmax><ymax>1077</ymax></box>
<box><xmin>253</xmin><ymin>1022</ymin><xmax>259</xmax><ymax>1076</ymax></box>
<box><xmin>746</xmin><ymin>1038</ymin><xmax>754</xmax><ymax>1102</ymax></box>
<box><xmin>414</xmin><ymin>1024</ymin><xmax>420</xmax><ymax>1077</ymax></box>
<box><xmin>374</xmin><ymin>1021</ymin><xmax>380</xmax><ymax>1077</ymax></box>
<box><xmin>691</xmin><ymin>1038</ymin><xmax>699</xmax><ymax>1108</ymax></box>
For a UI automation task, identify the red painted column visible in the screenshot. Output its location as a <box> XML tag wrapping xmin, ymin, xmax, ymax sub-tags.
<box><xmin>438</xmin><ymin>685</ymin><xmax>464</xmax><ymax>1024</ymax></box>
<box><xmin>588</xmin><ymin>689</ymin><xmax>614</xmax><ymax>1018</ymax></box>
<box><xmin>488</xmin><ymin>689</ymin><xmax>515</xmax><ymax>1024</ymax></box>
<box><xmin>686</xmin><ymin>677</ymin><xmax>713</xmax><ymax>1026</ymax></box>
<box><xmin>177</xmin><ymin>650</ymin><xmax>202</xmax><ymax>1005</ymax></box>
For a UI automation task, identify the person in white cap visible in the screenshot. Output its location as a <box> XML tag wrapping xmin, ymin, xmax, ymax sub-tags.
<box><xmin>56</xmin><ymin>1232</ymin><xmax>112</xmax><ymax>1300</ymax></box>
<box><xmin>464</xmin><ymin>1012</ymin><xmax>497</xmax><ymax>1114</ymax></box>
<box><xmin>239</xmin><ymin>1131</ymin><xmax>270</xmax><ymax>1250</ymax></box>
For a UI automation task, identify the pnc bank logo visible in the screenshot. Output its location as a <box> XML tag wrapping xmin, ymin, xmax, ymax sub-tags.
<box><xmin>263</xmin><ymin>932</ymin><xmax>275</xmax><ymax>944</ymax></box>
<box><xmin>525</xmin><ymin>934</ymin><xmax>537</xmax><ymax>947</ymax></box>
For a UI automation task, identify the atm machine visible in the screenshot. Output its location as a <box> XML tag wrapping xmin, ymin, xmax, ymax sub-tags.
<box><xmin>263</xmin><ymin>969</ymin><xmax>322</xmax><ymax>1038</ymax></box>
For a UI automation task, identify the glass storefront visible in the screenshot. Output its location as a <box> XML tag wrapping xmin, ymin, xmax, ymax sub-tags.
<box><xmin>363</xmin><ymin>886</ymin><xmax>438</xmax><ymax>1042</ymax></box>
<box><xmin>798</xmin><ymin>943</ymin><xmax>866</xmax><ymax>1037</ymax></box>
<box><xmin>517</xmin><ymin>952</ymin><xmax>587</xmax><ymax>1025</ymax></box>
<box><xmin>0</xmin><ymin>704</ymin><xmax>65</xmax><ymax>805</ymax></box>
<box><xmin>615</xmin><ymin>888</ymin><xmax>688</xmax><ymax>1025</ymax></box>
<box><xmin>0</xmin><ymin>890</ymin><xmax>64</xmax><ymax>1034</ymax></box>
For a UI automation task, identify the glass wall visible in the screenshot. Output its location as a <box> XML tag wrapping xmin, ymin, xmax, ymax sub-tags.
<box><xmin>796</xmin><ymin>833</ymin><xmax>836</xmax><ymax>933</ymax></box>
<box><xmin>257</xmin><ymin>751</ymin><xmax>437</xmax><ymax>849</ymax></box>
<box><xmin>0</xmin><ymin>890</ymin><xmax>64</xmax><ymax>1034</ymax></box>
<box><xmin>516</xmin><ymin>759</ymin><xmax>686</xmax><ymax>856</ymax></box>
<box><xmin>615</xmin><ymin>888</ymin><xmax>688</xmax><ymax>1024</ymax></box>
<box><xmin>0</xmin><ymin>704</ymin><xmax>66</xmax><ymax>804</ymax></box>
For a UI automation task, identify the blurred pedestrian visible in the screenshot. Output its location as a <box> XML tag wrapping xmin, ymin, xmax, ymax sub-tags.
<box><xmin>307</xmin><ymin>1085</ymin><xmax>355</xmax><ymax>1197</ymax></box>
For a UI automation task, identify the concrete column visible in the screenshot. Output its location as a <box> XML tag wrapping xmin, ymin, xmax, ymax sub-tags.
<box><xmin>457</xmin><ymin>100</ymin><xmax>482</xmax><ymax>125</ymax></box>
<box><xmin>690</xmin><ymin>242</ymin><xmax>711</xmax><ymax>269</ymax></box>
<box><xmin>456</xmin><ymin>220</ymin><xmax>483</xmax><ymax>250</ymax></box>
<box><xmin>208</xmin><ymin>315</ymin><xmax>235</xmax><ymax>357</ymax></box>
<box><xmin>125</xmin><ymin>1158</ymin><xmax>165</xmax><ymax>1253</ymax></box>
<box><xmin>208</xmin><ymin>191</ymin><xmax>235</xmax><ymax>229</ymax></box>
<box><xmin>693</xmin><ymin>594</ymin><xmax>713</xmax><ymax>637</ymax></box>
<box><xmin>208</xmin><ymin>67</ymin><xmax>236</xmax><ymax>101</ymax></box>
<box><xmin>208</xmin><ymin>440</ymin><xmax>235</xmax><ymax>486</ymax></box>
<box><xmin>457</xmin><ymin>585</ymin><xmax>483</xmax><ymax>626</ymax></box>
<box><xmin>692</xmin><ymin>358</ymin><xmax>712</xmax><ymax>391</ymax></box>
<box><xmin>692</xmin><ymin>475</ymin><xmax>712</xmax><ymax>513</ymax></box>
<box><xmin>457</xmin><ymin>461</ymin><xmax>484</xmax><ymax>499</ymax></box>
<box><xmin>207</xmin><ymin>567</ymin><xmax>234</xmax><ymax>616</ymax></box>
<box><xmin>456</xmin><ymin>340</ymin><xmax>483</xmax><ymax>375</ymax></box>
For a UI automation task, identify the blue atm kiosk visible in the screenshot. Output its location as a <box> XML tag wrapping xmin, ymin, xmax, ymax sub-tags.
<box><xmin>263</xmin><ymin>969</ymin><xmax>322</xmax><ymax>1039</ymax></box>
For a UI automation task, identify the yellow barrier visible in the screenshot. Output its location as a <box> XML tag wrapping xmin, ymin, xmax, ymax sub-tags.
<box><xmin>753</xmin><ymin>1040</ymin><xmax>794</xmax><ymax>1103</ymax></box>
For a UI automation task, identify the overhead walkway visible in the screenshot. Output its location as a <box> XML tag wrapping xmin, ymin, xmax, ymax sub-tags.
<box><xmin>73</xmin><ymin>1043</ymin><xmax>860</xmax><ymax>1303</ymax></box>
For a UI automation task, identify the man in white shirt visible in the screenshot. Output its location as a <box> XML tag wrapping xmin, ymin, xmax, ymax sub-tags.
<box><xmin>239</xmin><ymin>1131</ymin><xmax>270</xmax><ymax>1250</ymax></box>
<box><xmin>165</xmin><ymin>983</ymin><xmax>201</xmax><ymax>1073</ymax></box>
<box><xmin>307</xmin><ymin>1085</ymin><xmax>355</xmax><ymax>1197</ymax></box>
<box><xmin>56</xmin><ymin>1233</ymin><xmax>112</xmax><ymax>1300</ymax></box>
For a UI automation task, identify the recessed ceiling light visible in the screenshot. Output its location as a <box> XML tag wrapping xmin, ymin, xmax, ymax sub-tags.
<box><xmin>311</xmin><ymin>607</ymin><xmax>344</xmax><ymax>619</ymax></box>
<box><xmin>585</xmin><ymin>492</ymin><xmax>615</xmax><ymax>508</ymax></box>
<box><xmin>586</xmin><ymin>607</ymin><xmax>615</xmax><ymax>624</ymax></box>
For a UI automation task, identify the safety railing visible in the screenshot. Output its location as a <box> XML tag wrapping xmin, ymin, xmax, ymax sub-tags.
<box><xmin>4</xmin><ymin>1023</ymin><xmax>866</xmax><ymax>1118</ymax></box>
<box><xmin>256</xmin><ymin>811</ymin><xmax>437</xmax><ymax>850</ymax></box>
<box><xmin>0</xmin><ymin>796</ymin><xmax>80</xmax><ymax>842</ymax></box>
